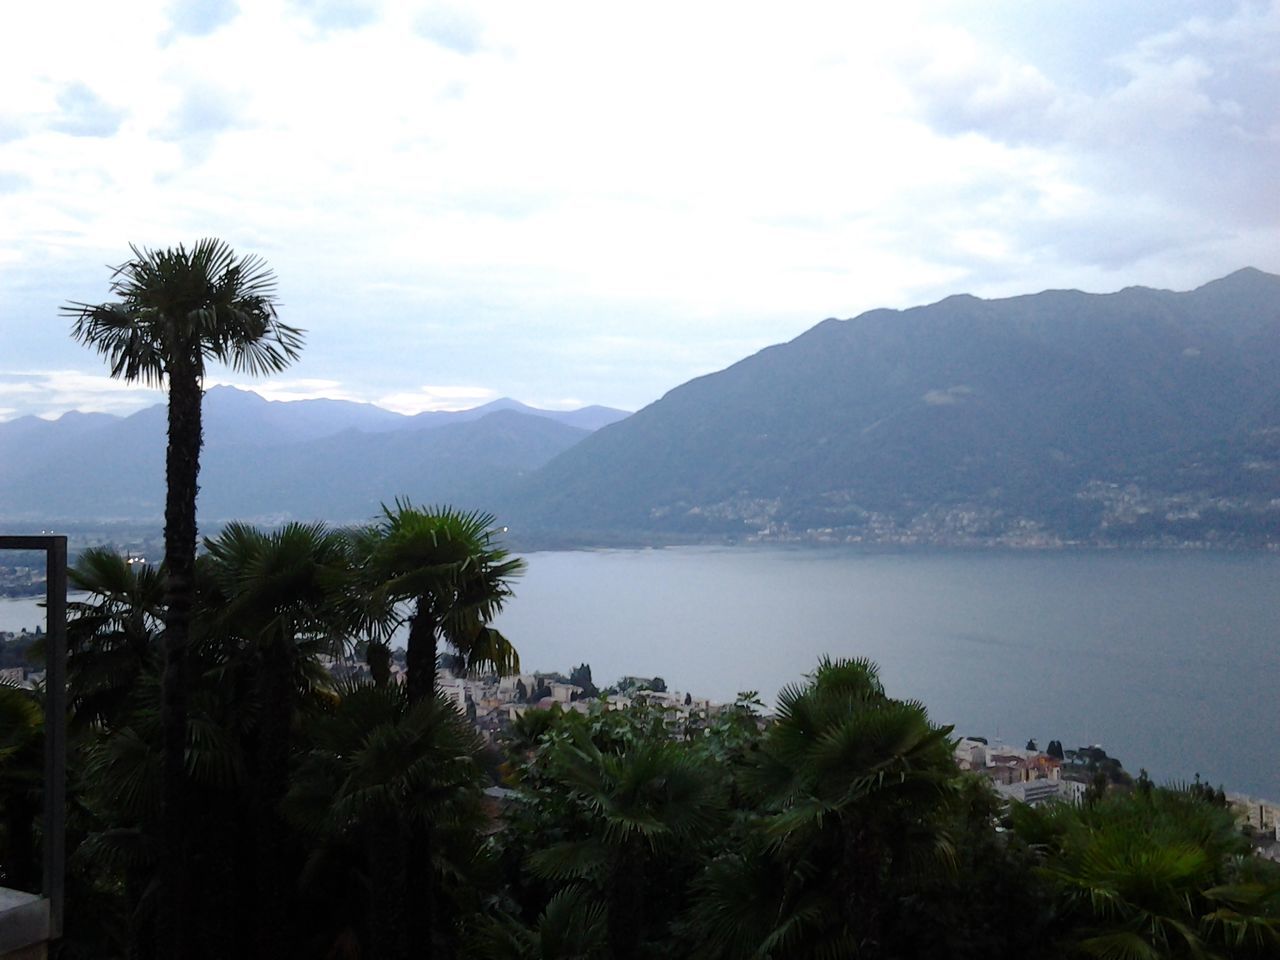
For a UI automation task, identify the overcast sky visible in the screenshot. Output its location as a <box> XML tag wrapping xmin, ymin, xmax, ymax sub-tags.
<box><xmin>2</xmin><ymin>0</ymin><xmax>1277</xmax><ymax>422</ymax></box>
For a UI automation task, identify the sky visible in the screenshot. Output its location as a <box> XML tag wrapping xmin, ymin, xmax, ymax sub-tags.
<box><xmin>1</xmin><ymin>0</ymin><xmax>1277</xmax><ymax>422</ymax></box>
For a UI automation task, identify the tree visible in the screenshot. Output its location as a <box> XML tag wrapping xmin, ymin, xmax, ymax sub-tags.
<box><xmin>1010</xmin><ymin>785</ymin><xmax>1280</xmax><ymax>958</ymax></box>
<box><xmin>65</xmin><ymin>239</ymin><xmax>303</xmax><ymax>958</ymax></box>
<box><xmin>285</xmin><ymin>680</ymin><xmax>490</xmax><ymax>960</ymax></box>
<box><xmin>60</xmin><ymin>547</ymin><xmax>165</xmax><ymax>734</ymax></box>
<box><xmin>356</xmin><ymin>502</ymin><xmax>523</xmax><ymax>959</ymax></box>
<box><xmin>201</xmin><ymin>521</ymin><xmax>357</xmax><ymax>960</ymax></box>
<box><xmin>687</xmin><ymin>657</ymin><xmax>959</xmax><ymax>958</ymax></box>
<box><xmin>357</xmin><ymin>503</ymin><xmax>523</xmax><ymax>708</ymax></box>
<box><xmin>1026</xmin><ymin>738</ymin><xmax>1038</xmax><ymax>752</ymax></box>
<box><xmin>518</xmin><ymin>711</ymin><xmax>722</xmax><ymax>959</ymax></box>
<box><xmin>569</xmin><ymin>663</ymin><xmax>598</xmax><ymax>699</ymax></box>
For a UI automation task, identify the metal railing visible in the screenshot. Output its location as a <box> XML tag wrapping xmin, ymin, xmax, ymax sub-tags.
<box><xmin>0</xmin><ymin>535</ymin><xmax>66</xmax><ymax>941</ymax></box>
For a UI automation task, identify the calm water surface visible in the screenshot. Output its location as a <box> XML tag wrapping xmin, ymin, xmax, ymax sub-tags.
<box><xmin>492</xmin><ymin>548</ymin><xmax>1280</xmax><ymax>799</ymax></box>
<box><xmin>4</xmin><ymin>549</ymin><xmax>1276</xmax><ymax>797</ymax></box>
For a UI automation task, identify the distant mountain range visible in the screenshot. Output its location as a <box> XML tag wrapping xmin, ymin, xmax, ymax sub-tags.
<box><xmin>5</xmin><ymin>268</ymin><xmax>1280</xmax><ymax>548</ymax></box>
<box><xmin>0</xmin><ymin>390</ymin><xmax>628</xmax><ymax>524</ymax></box>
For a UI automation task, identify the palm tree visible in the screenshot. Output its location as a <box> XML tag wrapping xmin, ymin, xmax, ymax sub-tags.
<box><xmin>355</xmin><ymin>502</ymin><xmax>523</xmax><ymax>959</ymax></box>
<box><xmin>1011</xmin><ymin>786</ymin><xmax>1280</xmax><ymax>958</ymax></box>
<box><xmin>527</xmin><ymin>725</ymin><xmax>722</xmax><ymax>959</ymax></box>
<box><xmin>64</xmin><ymin>239</ymin><xmax>303</xmax><ymax>958</ymax></box>
<box><xmin>285</xmin><ymin>679</ymin><xmax>490</xmax><ymax>960</ymax></box>
<box><xmin>357</xmin><ymin>502</ymin><xmax>523</xmax><ymax>706</ymax></box>
<box><xmin>468</xmin><ymin>886</ymin><xmax>610</xmax><ymax>960</ymax></box>
<box><xmin>202</xmin><ymin>521</ymin><xmax>357</xmax><ymax>960</ymax></box>
<box><xmin>688</xmin><ymin>657</ymin><xmax>959</xmax><ymax>958</ymax></box>
<box><xmin>61</xmin><ymin>547</ymin><xmax>166</xmax><ymax>734</ymax></box>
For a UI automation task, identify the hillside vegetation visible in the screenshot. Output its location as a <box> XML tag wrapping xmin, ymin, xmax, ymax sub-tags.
<box><xmin>514</xmin><ymin>268</ymin><xmax>1280</xmax><ymax>547</ymax></box>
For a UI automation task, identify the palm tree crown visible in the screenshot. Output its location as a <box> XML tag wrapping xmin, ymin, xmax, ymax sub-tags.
<box><xmin>357</xmin><ymin>501</ymin><xmax>525</xmax><ymax>700</ymax></box>
<box><xmin>64</xmin><ymin>239</ymin><xmax>303</xmax><ymax>384</ymax></box>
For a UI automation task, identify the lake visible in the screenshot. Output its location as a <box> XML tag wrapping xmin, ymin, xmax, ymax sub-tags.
<box><xmin>491</xmin><ymin>547</ymin><xmax>1280</xmax><ymax>799</ymax></box>
<box><xmin>4</xmin><ymin>548</ymin><xmax>1277</xmax><ymax>798</ymax></box>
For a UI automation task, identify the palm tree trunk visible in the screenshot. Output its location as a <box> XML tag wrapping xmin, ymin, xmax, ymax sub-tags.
<box><xmin>406</xmin><ymin>602</ymin><xmax>438</xmax><ymax>958</ymax></box>
<box><xmin>405</xmin><ymin>602</ymin><xmax>437</xmax><ymax>706</ymax></box>
<box><xmin>608</xmin><ymin>841</ymin><xmax>644</xmax><ymax>960</ymax></box>
<box><xmin>255</xmin><ymin>635</ymin><xmax>293</xmax><ymax>960</ymax></box>
<box><xmin>368</xmin><ymin>816</ymin><xmax>407</xmax><ymax>960</ymax></box>
<box><xmin>159</xmin><ymin>357</ymin><xmax>201</xmax><ymax>959</ymax></box>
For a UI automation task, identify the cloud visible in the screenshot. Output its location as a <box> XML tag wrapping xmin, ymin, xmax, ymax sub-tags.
<box><xmin>0</xmin><ymin>2</ymin><xmax>1275</xmax><ymax>419</ymax></box>
<box><xmin>374</xmin><ymin>385</ymin><xmax>500</xmax><ymax>415</ymax></box>
<box><xmin>0</xmin><ymin>172</ymin><xmax>30</xmax><ymax>194</ymax></box>
<box><xmin>0</xmin><ymin>114</ymin><xmax>26</xmax><ymax>143</ymax></box>
<box><xmin>205</xmin><ymin>377</ymin><xmax>363</xmax><ymax>403</ymax></box>
<box><xmin>291</xmin><ymin>0</ymin><xmax>379</xmax><ymax>31</ymax></box>
<box><xmin>0</xmin><ymin>371</ymin><xmax>161</xmax><ymax>421</ymax></box>
<box><xmin>530</xmin><ymin>396</ymin><xmax>587</xmax><ymax>410</ymax></box>
<box><xmin>893</xmin><ymin>1</ymin><xmax>1280</xmax><ymax>282</ymax></box>
<box><xmin>167</xmin><ymin>0</ymin><xmax>239</xmax><ymax>38</ymax></box>
<box><xmin>923</xmin><ymin>386</ymin><xmax>975</xmax><ymax>406</ymax></box>
<box><xmin>161</xmin><ymin>83</ymin><xmax>241</xmax><ymax>141</ymax></box>
<box><xmin>414</xmin><ymin>4</ymin><xmax>484</xmax><ymax>54</ymax></box>
<box><xmin>50</xmin><ymin>83</ymin><xmax>126</xmax><ymax>138</ymax></box>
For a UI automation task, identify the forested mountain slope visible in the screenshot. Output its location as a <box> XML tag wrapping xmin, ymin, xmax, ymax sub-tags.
<box><xmin>512</xmin><ymin>268</ymin><xmax>1280</xmax><ymax>546</ymax></box>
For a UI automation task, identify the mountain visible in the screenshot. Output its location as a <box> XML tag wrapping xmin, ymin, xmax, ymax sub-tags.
<box><xmin>9</xmin><ymin>270</ymin><xmax>1280</xmax><ymax>547</ymax></box>
<box><xmin>0</xmin><ymin>391</ymin><xmax>621</xmax><ymax>524</ymax></box>
<box><xmin>512</xmin><ymin>268</ymin><xmax>1280</xmax><ymax>547</ymax></box>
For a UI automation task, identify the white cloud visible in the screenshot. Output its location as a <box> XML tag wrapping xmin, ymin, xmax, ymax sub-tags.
<box><xmin>0</xmin><ymin>1</ymin><xmax>1275</xmax><ymax>417</ymax></box>
<box><xmin>0</xmin><ymin>370</ymin><xmax>162</xmax><ymax>420</ymax></box>
<box><xmin>165</xmin><ymin>0</ymin><xmax>240</xmax><ymax>39</ymax></box>
<box><xmin>205</xmin><ymin>377</ymin><xmax>363</xmax><ymax>403</ymax></box>
<box><xmin>375</xmin><ymin>385</ymin><xmax>500</xmax><ymax>415</ymax></box>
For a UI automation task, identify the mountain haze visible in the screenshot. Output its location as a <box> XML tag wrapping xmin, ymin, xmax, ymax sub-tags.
<box><xmin>0</xmin><ymin>390</ymin><xmax>626</xmax><ymax>524</ymax></box>
<box><xmin>512</xmin><ymin>268</ymin><xmax>1280</xmax><ymax>547</ymax></box>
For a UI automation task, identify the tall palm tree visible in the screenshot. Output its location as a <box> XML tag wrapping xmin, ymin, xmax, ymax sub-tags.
<box><xmin>64</xmin><ymin>239</ymin><xmax>303</xmax><ymax>958</ymax></box>
<box><xmin>355</xmin><ymin>502</ymin><xmax>523</xmax><ymax>959</ymax></box>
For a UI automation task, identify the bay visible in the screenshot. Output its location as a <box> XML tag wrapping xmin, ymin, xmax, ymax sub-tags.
<box><xmin>493</xmin><ymin>547</ymin><xmax>1280</xmax><ymax>800</ymax></box>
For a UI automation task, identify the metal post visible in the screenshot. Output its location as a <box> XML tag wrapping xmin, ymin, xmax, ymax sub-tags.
<box><xmin>0</xmin><ymin>535</ymin><xmax>67</xmax><ymax>940</ymax></box>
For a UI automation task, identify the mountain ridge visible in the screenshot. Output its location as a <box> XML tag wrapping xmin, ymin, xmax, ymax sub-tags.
<box><xmin>507</xmin><ymin>267</ymin><xmax>1280</xmax><ymax>547</ymax></box>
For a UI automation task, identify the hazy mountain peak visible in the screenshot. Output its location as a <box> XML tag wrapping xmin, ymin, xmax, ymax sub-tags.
<box><xmin>1192</xmin><ymin>265</ymin><xmax>1278</xmax><ymax>295</ymax></box>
